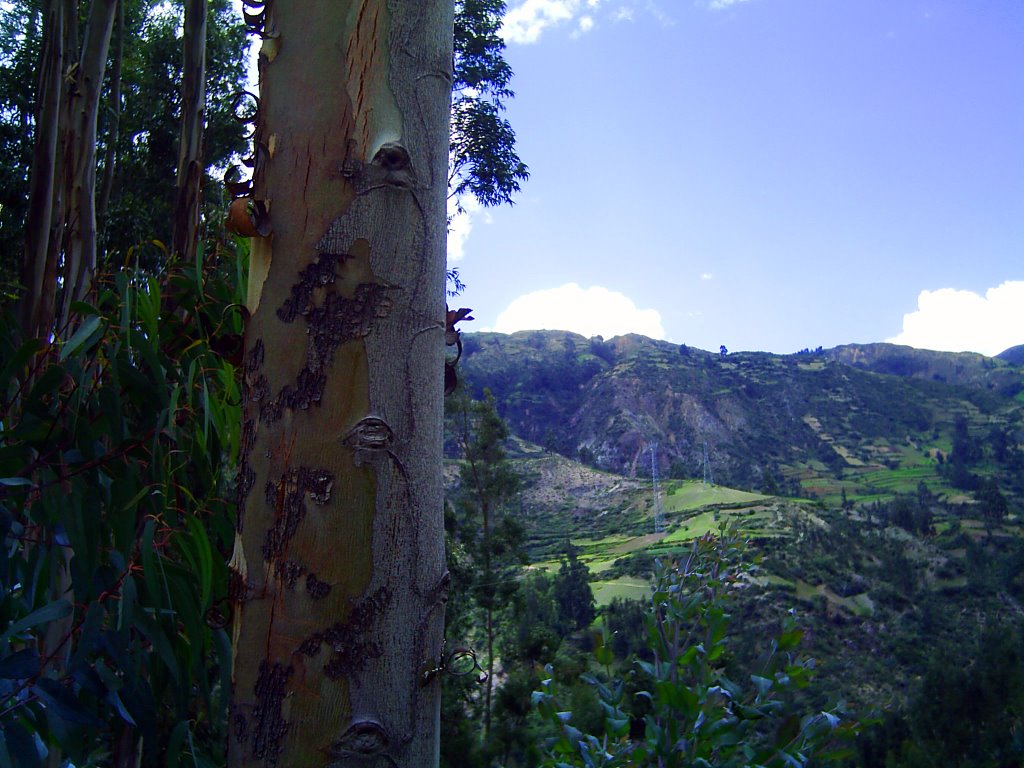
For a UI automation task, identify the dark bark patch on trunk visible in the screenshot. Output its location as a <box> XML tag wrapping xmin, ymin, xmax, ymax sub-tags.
<box><xmin>276</xmin><ymin>249</ymin><xmax>394</xmax><ymax>356</ymax></box>
<box><xmin>229</xmin><ymin>566</ymin><xmax>251</xmax><ymax>606</ymax></box>
<box><xmin>237</xmin><ymin>339</ymin><xmax>266</xmax><ymax>530</ymax></box>
<box><xmin>251</xmin><ymin>660</ymin><xmax>293</xmax><ymax>764</ymax></box>
<box><xmin>276</xmin><ymin>558</ymin><xmax>305</xmax><ymax>587</ymax></box>
<box><xmin>297</xmin><ymin>586</ymin><xmax>391</xmax><ymax>680</ymax></box>
<box><xmin>306</xmin><ymin>573</ymin><xmax>331</xmax><ymax>599</ymax></box>
<box><xmin>261</xmin><ymin>250</ymin><xmax>393</xmax><ymax>426</ymax></box>
<box><xmin>262</xmin><ymin>467</ymin><xmax>334</xmax><ymax>560</ymax></box>
<box><xmin>306</xmin><ymin>282</ymin><xmax>394</xmax><ymax>362</ymax></box>
<box><xmin>235</xmin><ymin>463</ymin><xmax>256</xmax><ymax>533</ymax></box>
<box><xmin>232</xmin><ymin>710</ymin><xmax>247</xmax><ymax>744</ymax></box>
<box><xmin>277</xmin><ymin>253</ymin><xmax>342</xmax><ymax>323</ymax></box>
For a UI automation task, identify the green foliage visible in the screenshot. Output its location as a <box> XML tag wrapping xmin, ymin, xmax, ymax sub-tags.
<box><xmin>453</xmin><ymin>391</ymin><xmax>521</xmax><ymax>516</ymax></box>
<box><xmin>975</xmin><ymin>478</ymin><xmax>1009</xmax><ymax>531</ymax></box>
<box><xmin>450</xmin><ymin>0</ymin><xmax>529</xmax><ymax>211</ymax></box>
<box><xmin>533</xmin><ymin>532</ymin><xmax>858</xmax><ymax>767</ymax></box>
<box><xmin>0</xmin><ymin>240</ymin><xmax>244</xmax><ymax>765</ymax></box>
<box><xmin>0</xmin><ymin>0</ymin><xmax>41</xmax><ymax>292</ymax></box>
<box><xmin>855</xmin><ymin>624</ymin><xmax>1024</xmax><ymax>768</ymax></box>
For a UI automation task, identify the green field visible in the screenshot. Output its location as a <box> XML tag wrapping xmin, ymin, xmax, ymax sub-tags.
<box><xmin>663</xmin><ymin>482</ymin><xmax>769</xmax><ymax>512</ymax></box>
<box><xmin>592</xmin><ymin>576</ymin><xmax>651</xmax><ymax>606</ymax></box>
<box><xmin>794</xmin><ymin>580</ymin><xmax>874</xmax><ymax>617</ymax></box>
<box><xmin>854</xmin><ymin>465</ymin><xmax>939</xmax><ymax>493</ymax></box>
<box><xmin>662</xmin><ymin>510</ymin><xmax>723</xmax><ymax>542</ymax></box>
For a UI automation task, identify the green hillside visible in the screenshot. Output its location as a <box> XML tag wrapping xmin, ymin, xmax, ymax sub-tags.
<box><xmin>461</xmin><ymin>437</ymin><xmax>1024</xmax><ymax>715</ymax></box>
<box><xmin>446</xmin><ymin>331</ymin><xmax>1024</xmax><ymax>726</ymax></box>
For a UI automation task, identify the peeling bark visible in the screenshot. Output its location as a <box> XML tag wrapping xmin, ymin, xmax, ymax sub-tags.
<box><xmin>229</xmin><ymin>1</ymin><xmax>454</xmax><ymax>766</ymax></box>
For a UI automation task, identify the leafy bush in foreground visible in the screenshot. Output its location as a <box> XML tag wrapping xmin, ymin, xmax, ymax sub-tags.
<box><xmin>534</xmin><ymin>532</ymin><xmax>858</xmax><ymax>767</ymax></box>
<box><xmin>0</xmin><ymin>245</ymin><xmax>244</xmax><ymax>767</ymax></box>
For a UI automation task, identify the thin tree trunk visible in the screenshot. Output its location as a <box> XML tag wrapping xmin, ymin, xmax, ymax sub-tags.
<box><xmin>97</xmin><ymin>0</ymin><xmax>123</xmax><ymax>225</ymax></box>
<box><xmin>60</xmin><ymin>0</ymin><xmax>117</xmax><ymax>328</ymax></box>
<box><xmin>42</xmin><ymin>0</ymin><xmax>78</xmax><ymax>335</ymax></box>
<box><xmin>171</xmin><ymin>0</ymin><xmax>206</xmax><ymax>261</ymax></box>
<box><xmin>229</xmin><ymin>1</ymin><xmax>454</xmax><ymax>766</ymax></box>
<box><xmin>19</xmin><ymin>0</ymin><xmax>65</xmax><ymax>341</ymax></box>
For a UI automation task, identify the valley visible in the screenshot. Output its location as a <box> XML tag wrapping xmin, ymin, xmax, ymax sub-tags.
<box><xmin>448</xmin><ymin>330</ymin><xmax>1024</xmax><ymax>719</ymax></box>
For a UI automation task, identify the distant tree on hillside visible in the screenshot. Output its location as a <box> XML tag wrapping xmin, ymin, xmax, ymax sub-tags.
<box><xmin>987</xmin><ymin>426</ymin><xmax>1010</xmax><ymax>463</ymax></box>
<box><xmin>976</xmin><ymin>479</ymin><xmax>1009</xmax><ymax>534</ymax></box>
<box><xmin>951</xmin><ymin>416</ymin><xmax>982</xmax><ymax>465</ymax></box>
<box><xmin>553</xmin><ymin>545</ymin><xmax>595</xmax><ymax>633</ymax></box>
<box><xmin>451</xmin><ymin>391</ymin><xmax>523</xmax><ymax>738</ymax></box>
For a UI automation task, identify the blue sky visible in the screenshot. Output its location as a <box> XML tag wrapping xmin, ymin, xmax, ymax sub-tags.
<box><xmin>446</xmin><ymin>0</ymin><xmax>1023</xmax><ymax>356</ymax></box>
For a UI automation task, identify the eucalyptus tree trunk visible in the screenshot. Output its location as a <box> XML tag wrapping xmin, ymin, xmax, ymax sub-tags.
<box><xmin>229</xmin><ymin>1</ymin><xmax>454</xmax><ymax>766</ymax></box>
<box><xmin>97</xmin><ymin>0</ymin><xmax>123</xmax><ymax>224</ymax></box>
<box><xmin>171</xmin><ymin>0</ymin><xmax>206</xmax><ymax>261</ymax></box>
<box><xmin>60</xmin><ymin>0</ymin><xmax>117</xmax><ymax>328</ymax></box>
<box><xmin>20</xmin><ymin>0</ymin><xmax>116</xmax><ymax>339</ymax></box>
<box><xmin>19</xmin><ymin>0</ymin><xmax>65</xmax><ymax>341</ymax></box>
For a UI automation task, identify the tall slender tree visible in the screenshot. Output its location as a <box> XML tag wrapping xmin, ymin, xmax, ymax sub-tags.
<box><xmin>18</xmin><ymin>0</ymin><xmax>66</xmax><ymax>340</ymax></box>
<box><xmin>59</xmin><ymin>0</ymin><xmax>118</xmax><ymax>327</ymax></box>
<box><xmin>451</xmin><ymin>392</ymin><xmax>521</xmax><ymax>739</ymax></box>
<box><xmin>171</xmin><ymin>0</ymin><xmax>207</xmax><ymax>261</ymax></box>
<box><xmin>228</xmin><ymin>1</ymin><xmax>454</xmax><ymax>764</ymax></box>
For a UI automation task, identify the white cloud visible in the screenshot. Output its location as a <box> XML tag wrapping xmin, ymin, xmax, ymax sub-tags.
<box><xmin>502</xmin><ymin>0</ymin><xmax>581</xmax><ymax>43</ymax></box>
<box><xmin>700</xmin><ymin>272</ymin><xmax>713</xmax><ymax>281</ymax></box>
<box><xmin>501</xmin><ymin>0</ymin><xmax>670</xmax><ymax>42</ymax></box>
<box><xmin>709</xmin><ymin>0</ymin><xmax>751</xmax><ymax>9</ymax></box>
<box><xmin>490</xmin><ymin>283</ymin><xmax>666</xmax><ymax>339</ymax></box>
<box><xmin>501</xmin><ymin>0</ymin><xmax>609</xmax><ymax>43</ymax></box>
<box><xmin>886</xmin><ymin>281</ymin><xmax>1024</xmax><ymax>356</ymax></box>
<box><xmin>447</xmin><ymin>197</ymin><xmax>489</xmax><ymax>263</ymax></box>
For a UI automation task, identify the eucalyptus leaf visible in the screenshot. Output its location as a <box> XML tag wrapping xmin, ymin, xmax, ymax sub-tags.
<box><xmin>1</xmin><ymin>721</ymin><xmax>40</xmax><ymax>768</ymax></box>
<box><xmin>60</xmin><ymin>316</ymin><xmax>104</xmax><ymax>360</ymax></box>
<box><xmin>35</xmin><ymin>677</ymin><xmax>103</xmax><ymax>727</ymax></box>
<box><xmin>0</xmin><ymin>599</ymin><xmax>72</xmax><ymax>645</ymax></box>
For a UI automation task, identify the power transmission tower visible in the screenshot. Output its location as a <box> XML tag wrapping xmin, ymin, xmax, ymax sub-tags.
<box><xmin>649</xmin><ymin>443</ymin><xmax>664</xmax><ymax>533</ymax></box>
<box><xmin>703</xmin><ymin>442</ymin><xmax>714</xmax><ymax>487</ymax></box>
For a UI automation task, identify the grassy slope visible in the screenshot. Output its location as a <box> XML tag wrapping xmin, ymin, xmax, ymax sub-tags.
<box><xmin>480</xmin><ymin>439</ymin><xmax>1023</xmax><ymax>711</ymax></box>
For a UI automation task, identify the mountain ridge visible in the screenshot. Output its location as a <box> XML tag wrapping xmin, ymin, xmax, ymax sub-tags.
<box><xmin>457</xmin><ymin>329</ymin><xmax>1024</xmax><ymax>504</ymax></box>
